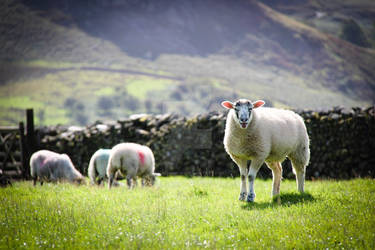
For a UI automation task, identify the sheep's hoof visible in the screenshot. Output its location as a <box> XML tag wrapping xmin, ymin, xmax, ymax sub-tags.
<box><xmin>246</xmin><ymin>193</ymin><xmax>255</xmax><ymax>202</ymax></box>
<box><xmin>239</xmin><ymin>192</ymin><xmax>247</xmax><ymax>201</ymax></box>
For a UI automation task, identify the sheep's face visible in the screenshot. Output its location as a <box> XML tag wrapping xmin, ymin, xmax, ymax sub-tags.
<box><xmin>221</xmin><ymin>99</ymin><xmax>265</xmax><ymax>129</ymax></box>
<box><xmin>142</xmin><ymin>175</ymin><xmax>156</xmax><ymax>186</ymax></box>
<box><xmin>234</xmin><ymin>99</ymin><xmax>253</xmax><ymax>129</ymax></box>
<box><xmin>74</xmin><ymin>177</ymin><xmax>86</xmax><ymax>185</ymax></box>
<box><xmin>142</xmin><ymin>173</ymin><xmax>160</xmax><ymax>186</ymax></box>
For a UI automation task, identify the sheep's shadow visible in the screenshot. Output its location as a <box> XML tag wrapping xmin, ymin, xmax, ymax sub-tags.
<box><xmin>241</xmin><ymin>192</ymin><xmax>315</xmax><ymax>210</ymax></box>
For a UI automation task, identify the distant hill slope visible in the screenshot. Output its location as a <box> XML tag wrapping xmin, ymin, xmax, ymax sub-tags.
<box><xmin>260</xmin><ymin>0</ymin><xmax>375</xmax><ymax>41</ymax></box>
<box><xmin>0</xmin><ymin>0</ymin><xmax>374</xmax><ymax>125</ymax></box>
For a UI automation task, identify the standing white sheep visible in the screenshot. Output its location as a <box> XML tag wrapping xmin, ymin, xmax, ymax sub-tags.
<box><xmin>88</xmin><ymin>149</ymin><xmax>111</xmax><ymax>185</ymax></box>
<box><xmin>30</xmin><ymin>150</ymin><xmax>86</xmax><ymax>185</ymax></box>
<box><xmin>107</xmin><ymin>142</ymin><xmax>160</xmax><ymax>189</ymax></box>
<box><xmin>88</xmin><ymin>149</ymin><xmax>123</xmax><ymax>186</ymax></box>
<box><xmin>221</xmin><ymin>99</ymin><xmax>310</xmax><ymax>202</ymax></box>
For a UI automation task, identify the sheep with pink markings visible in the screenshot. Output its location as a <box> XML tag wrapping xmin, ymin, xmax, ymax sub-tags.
<box><xmin>107</xmin><ymin>142</ymin><xmax>160</xmax><ymax>189</ymax></box>
<box><xmin>30</xmin><ymin>150</ymin><xmax>85</xmax><ymax>185</ymax></box>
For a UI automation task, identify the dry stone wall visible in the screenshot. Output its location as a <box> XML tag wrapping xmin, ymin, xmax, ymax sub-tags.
<box><xmin>38</xmin><ymin>107</ymin><xmax>375</xmax><ymax>179</ymax></box>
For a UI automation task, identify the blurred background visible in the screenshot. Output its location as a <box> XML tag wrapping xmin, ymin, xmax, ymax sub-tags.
<box><xmin>1</xmin><ymin>0</ymin><xmax>374</xmax><ymax>126</ymax></box>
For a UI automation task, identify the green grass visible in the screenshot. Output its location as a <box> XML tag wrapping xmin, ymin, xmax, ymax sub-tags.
<box><xmin>1</xmin><ymin>177</ymin><xmax>374</xmax><ymax>249</ymax></box>
<box><xmin>0</xmin><ymin>96</ymin><xmax>44</xmax><ymax>109</ymax></box>
<box><xmin>0</xmin><ymin>67</ymin><xmax>181</xmax><ymax>125</ymax></box>
<box><xmin>94</xmin><ymin>87</ymin><xmax>116</xmax><ymax>96</ymax></box>
<box><xmin>125</xmin><ymin>78</ymin><xmax>174</xmax><ymax>99</ymax></box>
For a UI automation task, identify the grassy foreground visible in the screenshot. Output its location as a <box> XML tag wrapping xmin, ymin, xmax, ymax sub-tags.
<box><xmin>0</xmin><ymin>177</ymin><xmax>374</xmax><ymax>249</ymax></box>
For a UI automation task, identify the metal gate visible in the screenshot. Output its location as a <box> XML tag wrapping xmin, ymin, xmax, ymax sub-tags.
<box><xmin>0</xmin><ymin>126</ymin><xmax>24</xmax><ymax>178</ymax></box>
<box><xmin>0</xmin><ymin>109</ymin><xmax>38</xmax><ymax>180</ymax></box>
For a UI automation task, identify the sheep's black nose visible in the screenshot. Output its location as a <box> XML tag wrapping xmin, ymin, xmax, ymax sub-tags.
<box><xmin>240</xmin><ymin>117</ymin><xmax>247</xmax><ymax>122</ymax></box>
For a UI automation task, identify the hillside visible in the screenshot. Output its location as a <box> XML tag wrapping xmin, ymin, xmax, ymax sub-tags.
<box><xmin>0</xmin><ymin>0</ymin><xmax>374</xmax><ymax>125</ymax></box>
<box><xmin>260</xmin><ymin>0</ymin><xmax>375</xmax><ymax>43</ymax></box>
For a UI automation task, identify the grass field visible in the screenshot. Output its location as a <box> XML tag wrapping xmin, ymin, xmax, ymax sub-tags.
<box><xmin>1</xmin><ymin>177</ymin><xmax>374</xmax><ymax>249</ymax></box>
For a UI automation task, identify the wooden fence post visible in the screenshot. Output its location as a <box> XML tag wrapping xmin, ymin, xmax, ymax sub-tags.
<box><xmin>18</xmin><ymin>122</ymin><xmax>29</xmax><ymax>179</ymax></box>
<box><xmin>25</xmin><ymin>109</ymin><xmax>37</xmax><ymax>180</ymax></box>
<box><xmin>26</xmin><ymin>109</ymin><xmax>35</xmax><ymax>147</ymax></box>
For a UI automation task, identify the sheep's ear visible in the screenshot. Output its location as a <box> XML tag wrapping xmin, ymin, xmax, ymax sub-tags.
<box><xmin>221</xmin><ymin>101</ymin><xmax>234</xmax><ymax>109</ymax></box>
<box><xmin>253</xmin><ymin>100</ymin><xmax>265</xmax><ymax>108</ymax></box>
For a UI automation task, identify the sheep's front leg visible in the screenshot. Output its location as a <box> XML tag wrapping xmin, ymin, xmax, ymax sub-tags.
<box><xmin>126</xmin><ymin>176</ymin><xmax>133</xmax><ymax>189</ymax></box>
<box><xmin>126</xmin><ymin>170</ymin><xmax>137</xmax><ymax>189</ymax></box>
<box><xmin>232</xmin><ymin>156</ymin><xmax>248</xmax><ymax>201</ymax></box>
<box><xmin>247</xmin><ymin>158</ymin><xmax>264</xmax><ymax>202</ymax></box>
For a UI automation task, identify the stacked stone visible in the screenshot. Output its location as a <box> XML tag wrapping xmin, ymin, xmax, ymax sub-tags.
<box><xmin>38</xmin><ymin>107</ymin><xmax>375</xmax><ymax>179</ymax></box>
<box><xmin>301</xmin><ymin>107</ymin><xmax>375</xmax><ymax>179</ymax></box>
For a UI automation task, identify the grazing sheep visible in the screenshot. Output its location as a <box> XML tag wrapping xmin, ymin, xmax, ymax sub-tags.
<box><xmin>88</xmin><ymin>149</ymin><xmax>111</xmax><ymax>185</ymax></box>
<box><xmin>30</xmin><ymin>150</ymin><xmax>85</xmax><ymax>185</ymax></box>
<box><xmin>88</xmin><ymin>149</ymin><xmax>122</xmax><ymax>186</ymax></box>
<box><xmin>107</xmin><ymin>143</ymin><xmax>160</xmax><ymax>189</ymax></box>
<box><xmin>221</xmin><ymin>99</ymin><xmax>310</xmax><ymax>202</ymax></box>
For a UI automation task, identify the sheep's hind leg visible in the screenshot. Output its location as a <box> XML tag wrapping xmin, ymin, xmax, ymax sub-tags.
<box><xmin>267</xmin><ymin>162</ymin><xmax>282</xmax><ymax>197</ymax></box>
<box><xmin>295</xmin><ymin>166</ymin><xmax>305</xmax><ymax>193</ymax></box>
<box><xmin>107</xmin><ymin>171</ymin><xmax>116</xmax><ymax>189</ymax></box>
<box><xmin>291</xmin><ymin>160</ymin><xmax>305</xmax><ymax>193</ymax></box>
<box><xmin>133</xmin><ymin>177</ymin><xmax>138</xmax><ymax>187</ymax></box>
<box><xmin>247</xmin><ymin>158</ymin><xmax>264</xmax><ymax>202</ymax></box>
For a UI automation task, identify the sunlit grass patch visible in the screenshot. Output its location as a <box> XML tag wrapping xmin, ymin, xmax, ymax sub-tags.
<box><xmin>0</xmin><ymin>96</ymin><xmax>44</xmax><ymax>109</ymax></box>
<box><xmin>0</xmin><ymin>178</ymin><xmax>374</xmax><ymax>249</ymax></box>
<box><xmin>126</xmin><ymin>77</ymin><xmax>174</xmax><ymax>99</ymax></box>
<box><xmin>94</xmin><ymin>87</ymin><xmax>115</xmax><ymax>96</ymax></box>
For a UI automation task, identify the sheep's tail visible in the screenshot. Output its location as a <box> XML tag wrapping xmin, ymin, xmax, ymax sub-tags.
<box><xmin>301</xmin><ymin>131</ymin><xmax>310</xmax><ymax>167</ymax></box>
<box><xmin>298</xmin><ymin>142</ymin><xmax>310</xmax><ymax>168</ymax></box>
<box><xmin>88</xmin><ymin>156</ymin><xmax>97</xmax><ymax>185</ymax></box>
<box><xmin>291</xmin><ymin>135</ymin><xmax>310</xmax><ymax>172</ymax></box>
<box><xmin>30</xmin><ymin>157</ymin><xmax>36</xmax><ymax>178</ymax></box>
<box><xmin>29</xmin><ymin>153</ymin><xmax>40</xmax><ymax>178</ymax></box>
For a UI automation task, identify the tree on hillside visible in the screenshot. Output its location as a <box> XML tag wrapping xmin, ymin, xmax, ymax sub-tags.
<box><xmin>123</xmin><ymin>95</ymin><xmax>140</xmax><ymax>112</ymax></box>
<box><xmin>370</xmin><ymin>21</ymin><xmax>375</xmax><ymax>48</ymax></box>
<box><xmin>75</xmin><ymin>113</ymin><xmax>88</xmax><ymax>125</ymax></box>
<box><xmin>37</xmin><ymin>109</ymin><xmax>45</xmax><ymax>125</ymax></box>
<box><xmin>340</xmin><ymin>19</ymin><xmax>371</xmax><ymax>48</ymax></box>
<box><xmin>97</xmin><ymin>96</ymin><xmax>114</xmax><ymax>110</ymax></box>
<box><xmin>145</xmin><ymin>100</ymin><xmax>153</xmax><ymax>113</ymax></box>
<box><xmin>97</xmin><ymin>96</ymin><xmax>114</xmax><ymax>117</ymax></box>
<box><xmin>64</xmin><ymin>97</ymin><xmax>88</xmax><ymax>125</ymax></box>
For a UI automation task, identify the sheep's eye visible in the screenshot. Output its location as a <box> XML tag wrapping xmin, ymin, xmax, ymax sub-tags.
<box><xmin>234</xmin><ymin>108</ymin><xmax>240</xmax><ymax>118</ymax></box>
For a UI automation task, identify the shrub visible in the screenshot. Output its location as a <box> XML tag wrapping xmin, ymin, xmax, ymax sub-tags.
<box><xmin>97</xmin><ymin>96</ymin><xmax>114</xmax><ymax>110</ymax></box>
<box><xmin>340</xmin><ymin>19</ymin><xmax>370</xmax><ymax>48</ymax></box>
<box><xmin>123</xmin><ymin>96</ymin><xmax>140</xmax><ymax>111</ymax></box>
